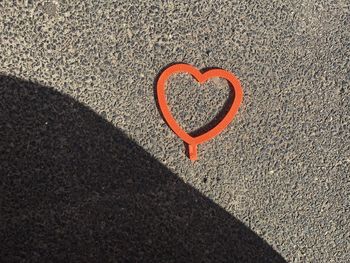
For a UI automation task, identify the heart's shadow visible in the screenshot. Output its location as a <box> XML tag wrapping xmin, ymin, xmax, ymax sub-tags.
<box><xmin>188</xmin><ymin>79</ymin><xmax>235</xmax><ymax>137</ymax></box>
<box><xmin>1</xmin><ymin>75</ymin><xmax>285</xmax><ymax>262</ymax></box>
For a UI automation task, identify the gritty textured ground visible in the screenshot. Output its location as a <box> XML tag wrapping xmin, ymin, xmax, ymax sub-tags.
<box><xmin>0</xmin><ymin>1</ymin><xmax>349</xmax><ymax>262</ymax></box>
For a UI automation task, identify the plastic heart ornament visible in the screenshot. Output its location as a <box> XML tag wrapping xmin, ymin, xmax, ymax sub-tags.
<box><xmin>156</xmin><ymin>63</ymin><xmax>243</xmax><ymax>161</ymax></box>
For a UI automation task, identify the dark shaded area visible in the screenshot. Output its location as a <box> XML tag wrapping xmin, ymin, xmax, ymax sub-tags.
<box><xmin>0</xmin><ymin>76</ymin><xmax>285</xmax><ymax>262</ymax></box>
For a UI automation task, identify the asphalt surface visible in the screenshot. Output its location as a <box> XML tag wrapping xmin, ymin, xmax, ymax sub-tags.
<box><xmin>0</xmin><ymin>1</ymin><xmax>349</xmax><ymax>262</ymax></box>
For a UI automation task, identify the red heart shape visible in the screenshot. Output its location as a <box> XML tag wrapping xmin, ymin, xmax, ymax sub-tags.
<box><xmin>156</xmin><ymin>63</ymin><xmax>243</xmax><ymax>160</ymax></box>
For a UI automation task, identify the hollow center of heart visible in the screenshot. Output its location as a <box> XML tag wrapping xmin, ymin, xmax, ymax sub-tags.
<box><xmin>166</xmin><ymin>73</ymin><xmax>232</xmax><ymax>136</ymax></box>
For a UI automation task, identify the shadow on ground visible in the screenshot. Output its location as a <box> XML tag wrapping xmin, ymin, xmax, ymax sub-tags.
<box><xmin>0</xmin><ymin>76</ymin><xmax>285</xmax><ymax>262</ymax></box>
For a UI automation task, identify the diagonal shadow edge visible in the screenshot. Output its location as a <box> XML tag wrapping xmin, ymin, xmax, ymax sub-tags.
<box><xmin>0</xmin><ymin>75</ymin><xmax>285</xmax><ymax>262</ymax></box>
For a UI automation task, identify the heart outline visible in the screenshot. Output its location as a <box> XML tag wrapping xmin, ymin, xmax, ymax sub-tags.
<box><xmin>156</xmin><ymin>63</ymin><xmax>243</xmax><ymax>160</ymax></box>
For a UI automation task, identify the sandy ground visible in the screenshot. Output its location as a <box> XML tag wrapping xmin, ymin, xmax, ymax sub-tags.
<box><xmin>1</xmin><ymin>1</ymin><xmax>349</xmax><ymax>262</ymax></box>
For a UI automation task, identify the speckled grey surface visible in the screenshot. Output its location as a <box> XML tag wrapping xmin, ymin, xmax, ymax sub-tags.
<box><xmin>0</xmin><ymin>1</ymin><xmax>349</xmax><ymax>262</ymax></box>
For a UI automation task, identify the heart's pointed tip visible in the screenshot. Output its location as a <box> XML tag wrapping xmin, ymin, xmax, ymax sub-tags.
<box><xmin>197</xmin><ymin>78</ymin><xmax>206</xmax><ymax>85</ymax></box>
